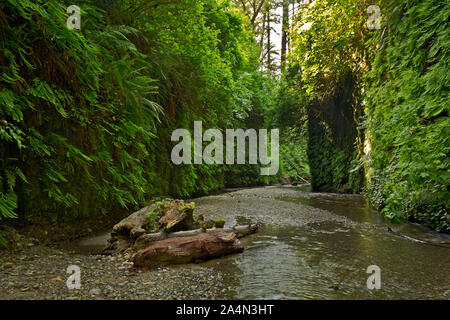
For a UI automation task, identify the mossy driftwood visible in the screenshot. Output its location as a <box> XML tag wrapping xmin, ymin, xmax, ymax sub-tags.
<box><xmin>133</xmin><ymin>232</ymin><xmax>244</xmax><ymax>268</ymax></box>
<box><xmin>134</xmin><ymin>224</ymin><xmax>258</xmax><ymax>251</ymax></box>
<box><xmin>103</xmin><ymin>199</ymin><xmax>257</xmax><ymax>267</ymax></box>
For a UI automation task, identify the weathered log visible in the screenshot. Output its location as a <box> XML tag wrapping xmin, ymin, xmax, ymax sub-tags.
<box><xmin>103</xmin><ymin>199</ymin><xmax>257</xmax><ymax>256</ymax></box>
<box><xmin>133</xmin><ymin>232</ymin><xmax>243</xmax><ymax>268</ymax></box>
<box><xmin>102</xmin><ymin>238</ymin><xmax>132</xmax><ymax>255</ymax></box>
<box><xmin>111</xmin><ymin>205</ymin><xmax>156</xmax><ymax>239</ymax></box>
<box><xmin>102</xmin><ymin>205</ymin><xmax>156</xmax><ymax>254</ymax></box>
<box><xmin>134</xmin><ymin>224</ymin><xmax>258</xmax><ymax>250</ymax></box>
<box><xmin>158</xmin><ymin>200</ymin><xmax>195</xmax><ymax>232</ymax></box>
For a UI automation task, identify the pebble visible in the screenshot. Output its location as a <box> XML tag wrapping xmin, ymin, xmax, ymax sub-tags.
<box><xmin>89</xmin><ymin>288</ymin><xmax>101</xmax><ymax>296</ymax></box>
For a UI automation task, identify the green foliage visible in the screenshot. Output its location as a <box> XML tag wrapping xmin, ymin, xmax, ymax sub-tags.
<box><xmin>0</xmin><ymin>0</ymin><xmax>168</xmax><ymax>222</ymax></box>
<box><xmin>179</xmin><ymin>202</ymin><xmax>195</xmax><ymax>211</ymax></box>
<box><xmin>146</xmin><ymin>210</ymin><xmax>159</xmax><ymax>233</ymax></box>
<box><xmin>282</xmin><ymin>0</ymin><xmax>375</xmax><ymax>193</ymax></box>
<box><xmin>0</xmin><ymin>0</ymin><xmax>272</xmax><ymax>228</ymax></box>
<box><xmin>364</xmin><ymin>0</ymin><xmax>450</xmax><ymax>232</ymax></box>
<box><xmin>280</xmin><ymin>142</ymin><xmax>310</xmax><ymax>182</ymax></box>
<box><xmin>3</xmin><ymin>0</ymin><xmax>445</xmax><ymax>235</ymax></box>
<box><xmin>270</xmin><ymin>64</ymin><xmax>311</xmax><ymax>184</ymax></box>
<box><xmin>291</xmin><ymin>0</ymin><xmax>377</xmax><ymax>98</ymax></box>
<box><xmin>306</xmin><ymin>114</ymin><xmax>333</xmax><ymax>190</ymax></box>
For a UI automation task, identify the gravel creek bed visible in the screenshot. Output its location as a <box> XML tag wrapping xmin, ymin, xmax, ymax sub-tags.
<box><xmin>0</xmin><ymin>246</ymin><xmax>231</xmax><ymax>300</ymax></box>
<box><xmin>0</xmin><ymin>186</ymin><xmax>328</xmax><ymax>300</ymax></box>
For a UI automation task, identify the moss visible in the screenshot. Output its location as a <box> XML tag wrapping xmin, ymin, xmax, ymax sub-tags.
<box><xmin>179</xmin><ymin>202</ymin><xmax>196</xmax><ymax>211</ymax></box>
<box><xmin>202</xmin><ymin>220</ymin><xmax>215</xmax><ymax>229</ymax></box>
<box><xmin>214</xmin><ymin>217</ymin><xmax>226</xmax><ymax>228</ymax></box>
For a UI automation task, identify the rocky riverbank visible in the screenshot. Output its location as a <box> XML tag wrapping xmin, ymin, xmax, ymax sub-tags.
<box><xmin>0</xmin><ymin>245</ymin><xmax>231</xmax><ymax>300</ymax></box>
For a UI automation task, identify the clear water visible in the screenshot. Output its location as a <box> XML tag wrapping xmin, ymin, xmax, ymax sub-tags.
<box><xmin>196</xmin><ymin>187</ymin><xmax>450</xmax><ymax>300</ymax></box>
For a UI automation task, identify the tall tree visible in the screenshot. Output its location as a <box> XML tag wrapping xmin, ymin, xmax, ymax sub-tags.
<box><xmin>233</xmin><ymin>0</ymin><xmax>268</xmax><ymax>32</ymax></box>
<box><xmin>233</xmin><ymin>0</ymin><xmax>279</xmax><ymax>73</ymax></box>
<box><xmin>266</xmin><ymin>4</ymin><xmax>272</xmax><ymax>70</ymax></box>
<box><xmin>281</xmin><ymin>0</ymin><xmax>290</xmax><ymax>68</ymax></box>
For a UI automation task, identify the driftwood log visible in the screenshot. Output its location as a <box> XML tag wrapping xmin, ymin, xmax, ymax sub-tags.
<box><xmin>102</xmin><ymin>205</ymin><xmax>155</xmax><ymax>254</ymax></box>
<box><xmin>133</xmin><ymin>232</ymin><xmax>243</xmax><ymax>268</ymax></box>
<box><xmin>103</xmin><ymin>200</ymin><xmax>258</xmax><ymax>266</ymax></box>
<box><xmin>134</xmin><ymin>224</ymin><xmax>258</xmax><ymax>250</ymax></box>
<box><xmin>159</xmin><ymin>200</ymin><xmax>195</xmax><ymax>232</ymax></box>
<box><xmin>104</xmin><ymin>200</ymin><xmax>196</xmax><ymax>254</ymax></box>
<box><xmin>112</xmin><ymin>205</ymin><xmax>155</xmax><ymax>239</ymax></box>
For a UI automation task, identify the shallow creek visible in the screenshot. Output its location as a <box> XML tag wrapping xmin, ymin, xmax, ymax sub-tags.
<box><xmin>66</xmin><ymin>186</ymin><xmax>450</xmax><ymax>299</ymax></box>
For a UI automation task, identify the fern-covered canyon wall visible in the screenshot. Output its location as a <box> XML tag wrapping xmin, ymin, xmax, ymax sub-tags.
<box><xmin>364</xmin><ymin>0</ymin><xmax>449</xmax><ymax>232</ymax></box>
<box><xmin>0</xmin><ymin>0</ymin><xmax>448</xmax><ymax>237</ymax></box>
<box><xmin>0</xmin><ymin>0</ymin><xmax>277</xmax><ymax>231</ymax></box>
<box><xmin>280</xmin><ymin>0</ymin><xmax>448</xmax><ymax>232</ymax></box>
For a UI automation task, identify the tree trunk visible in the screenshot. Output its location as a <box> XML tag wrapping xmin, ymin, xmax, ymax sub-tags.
<box><xmin>133</xmin><ymin>232</ymin><xmax>244</xmax><ymax>268</ymax></box>
<box><xmin>281</xmin><ymin>0</ymin><xmax>289</xmax><ymax>68</ymax></box>
<box><xmin>259</xmin><ymin>8</ymin><xmax>267</xmax><ymax>63</ymax></box>
<box><xmin>266</xmin><ymin>5</ymin><xmax>271</xmax><ymax>72</ymax></box>
<box><xmin>134</xmin><ymin>224</ymin><xmax>258</xmax><ymax>250</ymax></box>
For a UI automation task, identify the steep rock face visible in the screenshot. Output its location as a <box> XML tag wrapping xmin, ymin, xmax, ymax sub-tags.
<box><xmin>133</xmin><ymin>232</ymin><xmax>244</xmax><ymax>268</ymax></box>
